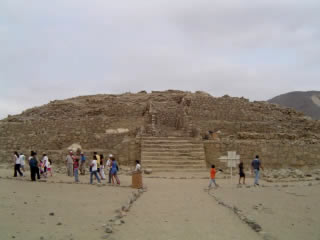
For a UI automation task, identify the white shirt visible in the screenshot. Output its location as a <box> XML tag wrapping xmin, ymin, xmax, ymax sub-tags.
<box><xmin>43</xmin><ymin>156</ymin><xmax>49</xmax><ymax>167</ymax></box>
<box><xmin>91</xmin><ymin>160</ymin><xmax>98</xmax><ymax>171</ymax></box>
<box><xmin>15</xmin><ymin>155</ymin><xmax>20</xmax><ymax>164</ymax></box>
<box><xmin>19</xmin><ymin>155</ymin><xmax>25</xmax><ymax>165</ymax></box>
<box><xmin>106</xmin><ymin>159</ymin><xmax>111</xmax><ymax>170</ymax></box>
<box><xmin>135</xmin><ymin>164</ymin><xmax>141</xmax><ymax>171</ymax></box>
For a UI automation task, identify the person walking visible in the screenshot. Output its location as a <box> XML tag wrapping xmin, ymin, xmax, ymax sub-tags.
<box><xmin>29</xmin><ymin>151</ymin><xmax>38</xmax><ymax>181</ymax></box>
<box><xmin>66</xmin><ymin>151</ymin><xmax>74</xmax><ymax>177</ymax></box>
<box><xmin>90</xmin><ymin>155</ymin><xmax>101</xmax><ymax>184</ymax></box>
<box><xmin>13</xmin><ymin>151</ymin><xmax>23</xmax><ymax>177</ymax></box>
<box><xmin>99</xmin><ymin>154</ymin><xmax>106</xmax><ymax>180</ymax></box>
<box><xmin>208</xmin><ymin>165</ymin><xmax>218</xmax><ymax>188</ymax></box>
<box><xmin>74</xmin><ymin>158</ymin><xmax>80</xmax><ymax>182</ymax></box>
<box><xmin>79</xmin><ymin>152</ymin><xmax>86</xmax><ymax>175</ymax></box>
<box><xmin>106</xmin><ymin>154</ymin><xmax>113</xmax><ymax>183</ymax></box>
<box><xmin>42</xmin><ymin>153</ymin><xmax>49</xmax><ymax>178</ymax></box>
<box><xmin>251</xmin><ymin>155</ymin><xmax>263</xmax><ymax>186</ymax></box>
<box><xmin>111</xmin><ymin>157</ymin><xmax>120</xmax><ymax>185</ymax></box>
<box><xmin>19</xmin><ymin>153</ymin><xmax>26</xmax><ymax>172</ymax></box>
<box><xmin>238</xmin><ymin>161</ymin><xmax>245</xmax><ymax>184</ymax></box>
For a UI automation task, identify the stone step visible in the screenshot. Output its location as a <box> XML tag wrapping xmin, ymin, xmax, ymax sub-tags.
<box><xmin>142</xmin><ymin>142</ymin><xmax>203</xmax><ymax>147</ymax></box>
<box><xmin>141</xmin><ymin>156</ymin><xmax>206</xmax><ymax>161</ymax></box>
<box><xmin>142</xmin><ymin>140</ymin><xmax>202</xmax><ymax>144</ymax></box>
<box><xmin>142</xmin><ymin>164</ymin><xmax>207</xmax><ymax>169</ymax></box>
<box><xmin>141</xmin><ymin>137</ymin><xmax>196</xmax><ymax>141</ymax></box>
<box><xmin>142</xmin><ymin>145</ymin><xmax>204</xmax><ymax>151</ymax></box>
<box><xmin>141</xmin><ymin>148</ymin><xmax>205</xmax><ymax>153</ymax></box>
<box><xmin>142</xmin><ymin>151</ymin><xmax>205</xmax><ymax>156</ymax></box>
<box><xmin>142</xmin><ymin>160</ymin><xmax>206</xmax><ymax>165</ymax></box>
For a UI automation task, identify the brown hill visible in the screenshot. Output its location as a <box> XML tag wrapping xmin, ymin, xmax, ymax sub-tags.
<box><xmin>268</xmin><ymin>91</ymin><xmax>320</xmax><ymax>120</ymax></box>
<box><xmin>1</xmin><ymin>90</ymin><xmax>320</xmax><ymax>169</ymax></box>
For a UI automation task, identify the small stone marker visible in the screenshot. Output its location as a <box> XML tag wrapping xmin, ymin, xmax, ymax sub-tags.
<box><xmin>219</xmin><ymin>151</ymin><xmax>240</xmax><ymax>182</ymax></box>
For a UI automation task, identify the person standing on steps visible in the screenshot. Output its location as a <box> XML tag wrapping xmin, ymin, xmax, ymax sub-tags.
<box><xmin>238</xmin><ymin>161</ymin><xmax>245</xmax><ymax>184</ymax></box>
<box><xmin>251</xmin><ymin>155</ymin><xmax>263</xmax><ymax>186</ymax></box>
<box><xmin>66</xmin><ymin>151</ymin><xmax>74</xmax><ymax>177</ymax></box>
<box><xmin>13</xmin><ymin>151</ymin><xmax>23</xmax><ymax>177</ymax></box>
<box><xmin>29</xmin><ymin>151</ymin><xmax>38</xmax><ymax>181</ymax></box>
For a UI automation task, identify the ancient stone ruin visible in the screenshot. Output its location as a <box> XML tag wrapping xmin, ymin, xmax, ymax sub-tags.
<box><xmin>1</xmin><ymin>90</ymin><xmax>320</xmax><ymax>171</ymax></box>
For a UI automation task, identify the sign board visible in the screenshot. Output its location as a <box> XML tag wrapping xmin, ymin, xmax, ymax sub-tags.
<box><xmin>219</xmin><ymin>151</ymin><xmax>240</xmax><ymax>182</ymax></box>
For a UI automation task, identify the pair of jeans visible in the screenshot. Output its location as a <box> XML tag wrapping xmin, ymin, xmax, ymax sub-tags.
<box><xmin>74</xmin><ymin>168</ymin><xmax>79</xmax><ymax>182</ymax></box>
<box><xmin>108</xmin><ymin>169</ymin><xmax>112</xmax><ymax>183</ymax></box>
<box><xmin>254</xmin><ymin>169</ymin><xmax>260</xmax><ymax>185</ymax></box>
<box><xmin>14</xmin><ymin>164</ymin><xmax>23</xmax><ymax>177</ymax></box>
<box><xmin>208</xmin><ymin>179</ymin><xmax>217</xmax><ymax>188</ymax></box>
<box><xmin>90</xmin><ymin>171</ymin><xmax>101</xmax><ymax>184</ymax></box>
<box><xmin>67</xmin><ymin>163</ymin><xmax>73</xmax><ymax>176</ymax></box>
<box><xmin>30</xmin><ymin>166</ymin><xmax>37</xmax><ymax>181</ymax></box>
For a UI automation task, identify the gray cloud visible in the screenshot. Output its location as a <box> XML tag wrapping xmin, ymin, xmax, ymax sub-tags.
<box><xmin>0</xmin><ymin>0</ymin><xmax>319</xmax><ymax>119</ymax></box>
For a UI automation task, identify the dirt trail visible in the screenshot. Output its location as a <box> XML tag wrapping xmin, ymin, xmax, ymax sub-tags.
<box><xmin>114</xmin><ymin>178</ymin><xmax>260</xmax><ymax>240</ymax></box>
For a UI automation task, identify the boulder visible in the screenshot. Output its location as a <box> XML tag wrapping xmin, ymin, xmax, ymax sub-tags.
<box><xmin>144</xmin><ymin>168</ymin><xmax>152</xmax><ymax>174</ymax></box>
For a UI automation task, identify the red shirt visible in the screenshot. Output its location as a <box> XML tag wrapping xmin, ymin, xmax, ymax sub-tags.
<box><xmin>73</xmin><ymin>161</ymin><xmax>79</xmax><ymax>169</ymax></box>
<box><xmin>210</xmin><ymin>168</ymin><xmax>216</xmax><ymax>179</ymax></box>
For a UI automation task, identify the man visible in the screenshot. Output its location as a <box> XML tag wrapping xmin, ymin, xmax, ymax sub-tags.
<box><xmin>29</xmin><ymin>151</ymin><xmax>38</xmax><ymax>181</ymax></box>
<box><xmin>66</xmin><ymin>151</ymin><xmax>74</xmax><ymax>177</ymax></box>
<box><xmin>251</xmin><ymin>155</ymin><xmax>263</xmax><ymax>186</ymax></box>
<box><xmin>79</xmin><ymin>152</ymin><xmax>86</xmax><ymax>175</ymax></box>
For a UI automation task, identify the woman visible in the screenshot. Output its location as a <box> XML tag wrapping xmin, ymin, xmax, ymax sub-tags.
<box><xmin>90</xmin><ymin>155</ymin><xmax>101</xmax><ymax>184</ymax></box>
<box><xmin>13</xmin><ymin>151</ymin><xmax>23</xmax><ymax>177</ymax></box>
<box><xmin>111</xmin><ymin>157</ymin><xmax>120</xmax><ymax>185</ymax></box>
<box><xmin>99</xmin><ymin>154</ymin><xmax>106</xmax><ymax>180</ymax></box>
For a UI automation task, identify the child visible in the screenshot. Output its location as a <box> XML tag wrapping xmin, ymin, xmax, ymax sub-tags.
<box><xmin>74</xmin><ymin>158</ymin><xmax>79</xmax><ymax>182</ymax></box>
<box><xmin>47</xmin><ymin>159</ymin><xmax>53</xmax><ymax>177</ymax></box>
<box><xmin>208</xmin><ymin>165</ymin><xmax>218</xmax><ymax>188</ymax></box>
<box><xmin>135</xmin><ymin>160</ymin><xmax>141</xmax><ymax>172</ymax></box>
<box><xmin>39</xmin><ymin>161</ymin><xmax>44</xmax><ymax>176</ymax></box>
<box><xmin>238</xmin><ymin>161</ymin><xmax>245</xmax><ymax>184</ymax></box>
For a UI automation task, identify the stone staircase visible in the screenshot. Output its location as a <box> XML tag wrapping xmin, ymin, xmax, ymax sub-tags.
<box><xmin>141</xmin><ymin>137</ymin><xmax>208</xmax><ymax>172</ymax></box>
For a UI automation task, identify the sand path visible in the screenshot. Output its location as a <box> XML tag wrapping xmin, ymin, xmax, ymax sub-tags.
<box><xmin>114</xmin><ymin>178</ymin><xmax>260</xmax><ymax>240</ymax></box>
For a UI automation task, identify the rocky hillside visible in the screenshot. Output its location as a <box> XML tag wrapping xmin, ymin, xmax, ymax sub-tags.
<box><xmin>268</xmin><ymin>91</ymin><xmax>320</xmax><ymax>120</ymax></box>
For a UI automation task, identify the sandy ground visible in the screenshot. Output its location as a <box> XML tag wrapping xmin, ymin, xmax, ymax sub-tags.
<box><xmin>0</xmin><ymin>168</ymin><xmax>133</xmax><ymax>240</ymax></box>
<box><xmin>1</xmin><ymin>166</ymin><xmax>320</xmax><ymax>240</ymax></box>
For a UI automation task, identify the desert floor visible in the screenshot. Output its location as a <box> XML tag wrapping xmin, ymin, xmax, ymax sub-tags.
<box><xmin>0</xmin><ymin>167</ymin><xmax>319</xmax><ymax>240</ymax></box>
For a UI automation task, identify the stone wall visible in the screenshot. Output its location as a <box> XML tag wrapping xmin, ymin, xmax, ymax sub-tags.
<box><xmin>204</xmin><ymin>140</ymin><xmax>320</xmax><ymax>170</ymax></box>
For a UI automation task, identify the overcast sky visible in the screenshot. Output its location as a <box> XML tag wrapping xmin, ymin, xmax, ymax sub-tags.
<box><xmin>1</xmin><ymin>0</ymin><xmax>319</xmax><ymax>119</ymax></box>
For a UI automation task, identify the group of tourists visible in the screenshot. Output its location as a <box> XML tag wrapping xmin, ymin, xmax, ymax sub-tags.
<box><xmin>13</xmin><ymin>150</ymin><xmax>122</xmax><ymax>185</ymax></box>
<box><xmin>13</xmin><ymin>151</ymin><xmax>52</xmax><ymax>181</ymax></box>
<box><xmin>208</xmin><ymin>155</ymin><xmax>263</xmax><ymax>188</ymax></box>
<box><xmin>65</xmin><ymin>151</ymin><xmax>120</xmax><ymax>185</ymax></box>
